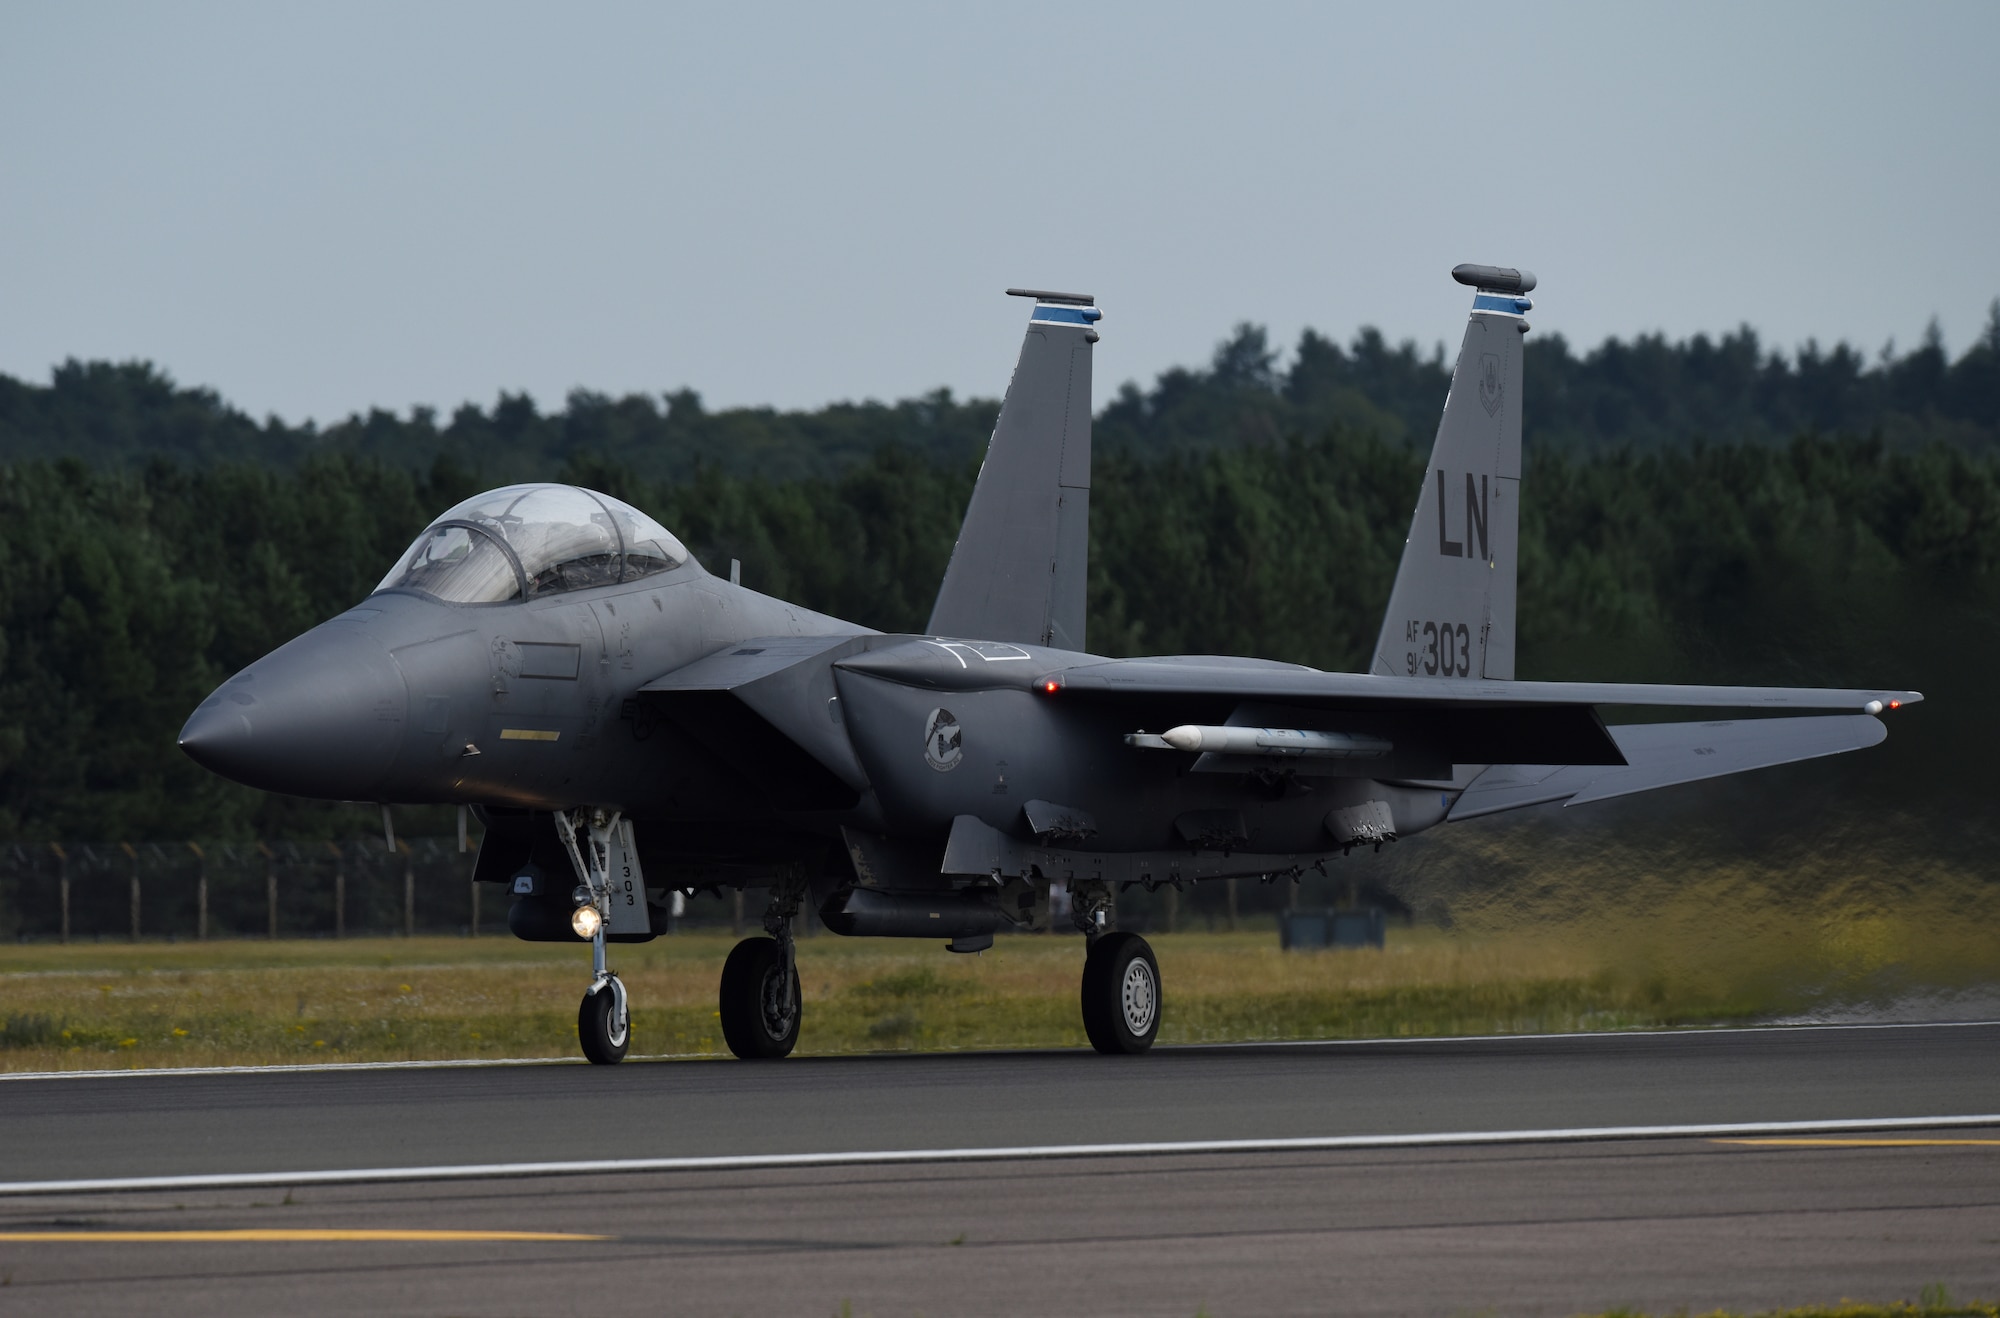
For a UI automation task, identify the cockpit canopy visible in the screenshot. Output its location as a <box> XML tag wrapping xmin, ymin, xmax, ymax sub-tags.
<box><xmin>374</xmin><ymin>484</ymin><xmax>692</xmax><ymax>605</ymax></box>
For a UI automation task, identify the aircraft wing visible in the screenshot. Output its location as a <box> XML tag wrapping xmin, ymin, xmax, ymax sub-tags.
<box><xmin>1044</xmin><ymin>659</ymin><xmax>1921</xmax><ymax>715</ymax></box>
<box><xmin>1446</xmin><ymin>714</ymin><xmax>1887</xmax><ymax>820</ymax></box>
<box><xmin>836</xmin><ymin>642</ymin><xmax>1920</xmax><ymax>774</ymax></box>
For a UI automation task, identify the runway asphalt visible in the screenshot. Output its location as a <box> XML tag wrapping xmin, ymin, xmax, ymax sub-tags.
<box><xmin>1</xmin><ymin>1023</ymin><xmax>1995</xmax><ymax>1315</ymax></box>
<box><xmin>3</xmin><ymin>1021</ymin><xmax>1997</xmax><ymax>1183</ymax></box>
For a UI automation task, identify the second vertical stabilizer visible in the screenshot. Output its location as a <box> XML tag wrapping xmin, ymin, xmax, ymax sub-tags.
<box><xmin>1371</xmin><ymin>265</ymin><xmax>1532</xmax><ymax>680</ymax></box>
<box><xmin>926</xmin><ymin>290</ymin><xmax>1097</xmax><ymax>651</ymax></box>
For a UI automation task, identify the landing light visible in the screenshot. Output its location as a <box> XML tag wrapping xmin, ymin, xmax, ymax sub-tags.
<box><xmin>571</xmin><ymin>905</ymin><xmax>602</xmax><ymax>939</ymax></box>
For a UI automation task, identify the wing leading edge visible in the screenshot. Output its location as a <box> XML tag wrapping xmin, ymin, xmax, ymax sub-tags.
<box><xmin>1045</xmin><ymin>659</ymin><xmax>1922</xmax><ymax>715</ymax></box>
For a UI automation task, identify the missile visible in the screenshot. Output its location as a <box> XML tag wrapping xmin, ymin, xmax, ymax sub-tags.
<box><xmin>1152</xmin><ymin>725</ymin><xmax>1392</xmax><ymax>759</ymax></box>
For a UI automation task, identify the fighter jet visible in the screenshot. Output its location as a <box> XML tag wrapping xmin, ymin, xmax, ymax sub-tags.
<box><xmin>178</xmin><ymin>268</ymin><xmax>1921</xmax><ymax>1064</ymax></box>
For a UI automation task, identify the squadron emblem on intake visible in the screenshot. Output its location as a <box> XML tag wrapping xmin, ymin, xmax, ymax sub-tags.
<box><xmin>922</xmin><ymin>708</ymin><xmax>963</xmax><ymax>772</ymax></box>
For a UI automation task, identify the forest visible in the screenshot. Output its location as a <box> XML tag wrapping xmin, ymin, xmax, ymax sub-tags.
<box><xmin>4</xmin><ymin>304</ymin><xmax>1996</xmax><ymax>481</ymax></box>
<box><xmin>0</xmin><ymin>310</ymin><xmax>1996</xmax><ymax>849</ymax></box>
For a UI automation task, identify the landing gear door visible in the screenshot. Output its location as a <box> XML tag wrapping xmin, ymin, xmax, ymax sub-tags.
<box><xmin>605</xmin><ymin>819</ymin><xmax>650</xmax><ymax>936</ymax></box>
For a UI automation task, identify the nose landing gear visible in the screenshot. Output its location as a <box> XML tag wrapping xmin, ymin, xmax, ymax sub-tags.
<box><xmin>555</xmin><ymin>810</ymin><xmax>641</xmax><ymax>1065</ymax></box>
<box><xmin>719</xmin><ymin>878</ymin><xmax>807</xmax><ymax>1059</ymax></box>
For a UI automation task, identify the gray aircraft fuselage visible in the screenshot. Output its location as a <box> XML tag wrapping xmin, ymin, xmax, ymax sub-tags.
<box><xmin>180</xmin><ymin>570</ymin><xmax>1450</xmax><ymax>870</ymax></box>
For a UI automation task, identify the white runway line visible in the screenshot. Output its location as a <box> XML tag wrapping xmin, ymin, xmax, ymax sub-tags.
<box><xmin>2</xmin><ymin>1113</ymin><xmax>1996</xmax><ymax>1197</ymax></box>
<box><xmin>2</xmin><ymin>1018</ymin><xmax>1993</xmax><ymax>1083</ymax></box>
<box><xmin>0</xmin><ymin>1053</ymin><xmax>700</xmax><ymax>1082</ymax></box>
<box><xmin>1208</xmin><ymin>1018</ymin><xmax>2000</xmax><ymax>1050</ymax></box>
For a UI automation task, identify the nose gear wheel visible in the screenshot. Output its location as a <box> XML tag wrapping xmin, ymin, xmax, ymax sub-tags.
<box><xmin>578</xmin><ymin>975</ymin><xmax>629</xmax><ymax>1064</ymax></box>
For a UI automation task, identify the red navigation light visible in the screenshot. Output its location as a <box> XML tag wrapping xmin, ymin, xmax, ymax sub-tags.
<box><xmin>1889</xmin><ymin>699</ymin><xmax>1901</xmax><ymax>710</ymax></box>
<box><xmin>1041</xmin><ymin>678</ymin><xmax>1062</xmax><ymax>694</ymax></box>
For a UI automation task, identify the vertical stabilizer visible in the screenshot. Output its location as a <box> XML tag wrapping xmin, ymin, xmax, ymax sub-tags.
<box><xmin>1371</xmin><ymin>265</ymin><xmax>1533</xmax><ymax>680</ymax></box>
<box><xmin>926</xmin><ymin>290</ymin><xmax>1097</xmax><ymax>650</ymax></box>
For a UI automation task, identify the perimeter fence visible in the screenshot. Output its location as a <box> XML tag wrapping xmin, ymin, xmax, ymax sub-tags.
<box><xmin>1</xmin><ymin>840</ymin><xmax>1416</xmax><ymax>944</ymax></box>
<box><xmin>1</xmin><ymin>838</ymin><xmax>518</xmax><ymax>943</ymax></box>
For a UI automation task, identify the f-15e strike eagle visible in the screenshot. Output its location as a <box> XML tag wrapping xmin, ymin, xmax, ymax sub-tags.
<box><xmin>179</xmin><ymin>267</ymin><xmax>1920</xmax><ymax>1063</ymax></box>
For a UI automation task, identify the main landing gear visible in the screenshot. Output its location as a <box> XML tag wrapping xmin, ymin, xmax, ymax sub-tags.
<box><xmin>555</xmin><ymin>811</ymin><xmax>631</xmax><ymax>1065</ymax></box>
<box><xmin>1072</xmin><ymin>882</ymin><xmax>1161</xmax><ymax>1054</ymax></box>
<box><xmin>719</xmin><ymin>878</ymin><xmax>806</xmax><ymax>1060</ymax></box>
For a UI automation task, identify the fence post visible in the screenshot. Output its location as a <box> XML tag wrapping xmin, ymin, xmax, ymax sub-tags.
<box><xmin>122</xmin><ymin>843</ymin><xmax>139</xmax><ymax>940</ymax></box>
<box><xmin>401</xmin><ymin>839</ymin><xmax>414</xmax><ymax>938</ymax></box>
<box><xmin>1166</xmin><ymin>883</ymin><xmax>1178</xmax><ymax>935</ymax></box>
<box><xmin>261</xmin><ymin>842</ymin><xmax>277</xmax><ymax>939</ymax></box>
<box><xmin>324</xmin><ymin>842</ymin><xmax>343</xmax><ymax>938</ymax></box>
<box><xmin>53</xmin><ymin>844</ymin><xmax>69</xmax><ymax>944</ymax></box>
<box><xmin>1226</xmin><ymin>877</ymin><xmax>1238</xmax><ymax>932</ymax></box>
<box><xmin>470</xmin><ymin>879</ymin><xmax>480</xmax><ymax>937</ymax></box>
<box><xmin>190</xmin><ymin>842</ymin><xmax>207</xmax><ymax>940</ymax></box>
<box><xmin>731</xmin><ymin>887</ymin><xmax>744</xmax><ymax>936</ymax></box>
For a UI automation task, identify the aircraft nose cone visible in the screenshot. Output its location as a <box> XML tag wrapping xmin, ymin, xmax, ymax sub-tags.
<box><xmin>180</xmin><ymin>626</ymin><xmax>409</xmax><ymax>799</ymax></box>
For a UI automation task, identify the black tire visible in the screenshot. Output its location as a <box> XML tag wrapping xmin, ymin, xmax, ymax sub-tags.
<box><xmin>1080</xmin><ymin>932</ymin><xmax>1161</xmax><ymax>1055</ymax></box>
<box><xmin>578</xmin><ymin>983</ymin><xmax>630</xmax><ymax>1065</ymax></box>
<box><xmin>719</xmin><ymin>936</ymin><xmax>801</xmax><ymax>1060</ymax></box>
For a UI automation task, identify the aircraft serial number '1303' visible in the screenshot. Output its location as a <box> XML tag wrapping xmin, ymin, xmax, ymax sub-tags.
<box><xmin>177</xmin><ymin>266</ymin><xmax>1921</xmax><ymax>1067</ymax></box>
<box><xmin>1404</xmin><ymin>620</ymin><xmax>1474</xmax><ymax>677</ymax></box>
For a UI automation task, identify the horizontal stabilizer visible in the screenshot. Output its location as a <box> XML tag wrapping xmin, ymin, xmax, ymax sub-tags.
<box><xmin>1448</xmin><ymin>715</ymin><xmax>1888</xmax><ymax>821</ymax></box>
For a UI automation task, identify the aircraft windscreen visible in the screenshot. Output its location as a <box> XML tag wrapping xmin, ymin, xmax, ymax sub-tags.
<box><xmin>377</xmin><ymin>524</ymin><xmax>522</xmax><ymax>604</ymax></box>
<box><xmin>374</xmin><ymin>484</ymin><xmax>690</xmax><ymax>603</ymax></box>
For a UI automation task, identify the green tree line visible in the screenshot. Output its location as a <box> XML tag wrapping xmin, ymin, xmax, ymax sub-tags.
<box><xmin>2</xmin><ymin>431</ymin><xmax>1993</xmax><ymax>845</ymax></box>
<box><xmin>5</xmin><ymin>304</ymin><xmax>1996</xmax><ymax>482</ymax></box>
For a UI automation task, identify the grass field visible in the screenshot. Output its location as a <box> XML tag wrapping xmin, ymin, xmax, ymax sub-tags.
<box><xmin>6</xmin><ymin>804</ymin><xmax>1996</xmax><ymax>1071</ymax></box>
<box><xmin>4</xmin><ymin>873</ymin><xmax>1997</xmax><ymax>1071</ymax></box>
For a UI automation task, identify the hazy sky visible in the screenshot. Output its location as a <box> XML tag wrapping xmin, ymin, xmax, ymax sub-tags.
<box><xmin>4</xmin><ymin>2</ymin><xmax>1996</xmax><ymax>426</ymax></box>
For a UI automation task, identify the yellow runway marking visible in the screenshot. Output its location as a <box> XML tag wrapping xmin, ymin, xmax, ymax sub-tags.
<box><xmin>498</xmin><ymin>728</ymin><xmax>560</xmax><ymax>742</ymax></box>
<box><xmin>0</xmin><ymin>1229</ymin><xmax>608</xmax><ymax>1242</ymax></box>
<box><xmin>1712</xmin><ymin>1138</ymin><xmax>2000</xmax><ymax>1148</ymax></box>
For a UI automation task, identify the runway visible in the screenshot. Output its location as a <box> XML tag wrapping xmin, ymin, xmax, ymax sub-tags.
<box><xmin>2</xmin><ymin>1023</ymin><xmax>1996</xmax><ymax>1315</ymax></box>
